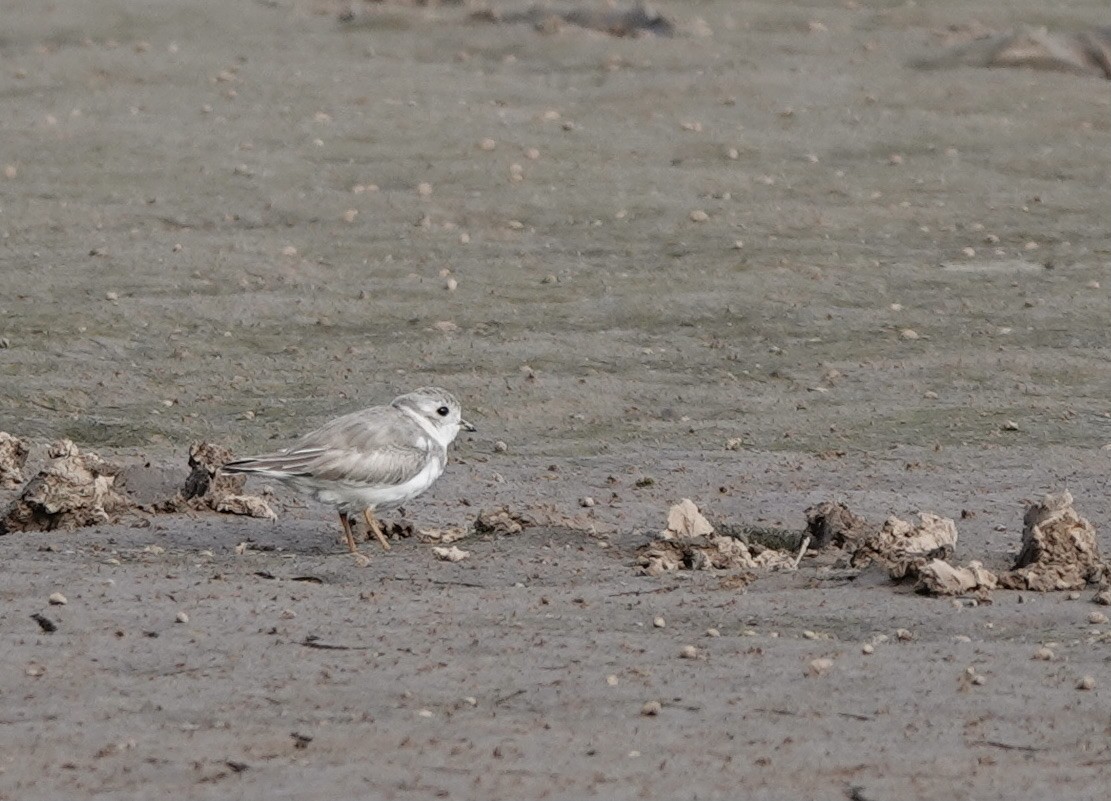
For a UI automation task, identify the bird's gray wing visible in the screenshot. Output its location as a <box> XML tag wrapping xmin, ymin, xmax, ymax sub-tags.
<box><xmin>224</xmin><ymin>405</ymin><xmax>433</xmax><ymax>487</ymax></box>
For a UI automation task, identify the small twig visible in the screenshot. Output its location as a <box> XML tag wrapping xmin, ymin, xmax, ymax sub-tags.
<box><xmin>608</xmin><ymin>586</ymin><xmax>680</xmax><ymax>597</ymax></box>
<box><xmin>494</xmin><ymin>689</ymin><xmax>526</xmax><ymax>706</ymax></box>
<box><xmin>793</xmin><ymin>535</ymin><xmax>811</xmax><ymax>569</ymax></box>
<box><xmin>969</xmin><ymin>739</ymin><xmax>1042</xmax><ymax>752</ymax></box>
<box><xmin>299</xmin><ymin>635</ymin><xmax>372</xmax><ymax>651</ymax></box>
<box><xmin>836</xmin><ymin>711</ymin><xmax>874</xmax><ymax>721</ymax></box>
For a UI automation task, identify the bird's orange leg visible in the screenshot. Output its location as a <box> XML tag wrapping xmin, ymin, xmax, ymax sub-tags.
<box><xmin>364</xmin><ymin>508</ymin><xmax>391</xmax><ymax>551</ymax></box>
<box><xmin>339</xmin><ymin>512</ymin><xmax>359</xmax><ymax>554</ymax></box>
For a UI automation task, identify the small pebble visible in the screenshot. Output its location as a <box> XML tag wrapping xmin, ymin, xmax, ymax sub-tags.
<box><xmin>479</xmin><ymin>138</ymin><xmax>496</xmax><ymax>151</ymax></box>
<box><xmin>444</xmin><ymin>277</ymin><xmax>458</xmax><ymax>292</ymax></box>
<box><xmin>579</xmin><ymin>496</ymin><xmax>595</xmax><ymax>508</ymax></box>
<box><xmin>862</xmin><ymin>643</ymin><xmax>875</xmax><ymax>654</ymax></box>
<box><xmin>808</xmin><ymin>658</ymin><xmax>833</xmax><ymax>677</ymax></box>
<box><xmin>963</xmin><ymin>667</ymin><xmax>986</xmax><ymax>686</ymax></box>
<box><xmin>493</xmin><ymin>440</ymin><xmax>508</xmax><ymax>453</ymax></box>
<box><xmin>1001</xmin><ymin>420</ymin><xmax>1019</xmax><ymax>431</ymax></box>
<box><xmin>726</xmin><ymin>148</ymin><xmax>739</xmax><ymax>160</ymax></box>
<box><xmin>706</xmin><ymin>628</ymin><xmax>721</xmax><ymax>638</ymax></box>
<box><xmin>525</xmin><ymin>148</ymin><xmax>540</xmax><ymax>160</ymax></box>
<box><xmin>1093</xmin><ymin>589</ymin><xmax>1111</xmax><ymax>606</ymax></box>
<box><xmin>48</xmin><ymin>593</ymin><xmax>67</xmax><ymax>606</ymax></box>
<box><xmin>1077</xmin><ymin>675</ymin><xmax>1096</xmax><ymax>691</ymax></box>
<box><xmin>962</xmin><ymin>247</ymin><xmax>976</xmax><ymax>257</ymax></box>
<box><xmin>1088</xmin><ymin>611</ymin><xmax>1108</xmax><ymax>625</ymax></box>
<box><xmin>802</xmin><ymin>630</ymin><xmax>820</xmax><ymax>640</ymax></box>
<box><xmin>678</xmin><ymin>645</ymin><xmax>699</xmax><ymax>659</ymax></box>
<box><xmin>606</xmin><ymin>674</ymin><xmax>619</xmax><ymax>686</ymax></box>
<box><xmin>1068</xmin><ymin>591</ymin><xmax>1082</xmax><ymax>600</ymax></box>
<box><xmin>281</xmin><ymin>245</ymin><xmax>298</xmax><ymax>257</ymax></box>
<box><xmin>689</xmin><ymin>209</ymin><xmax>709</xmax><ymax>223</ymax></box>
<box><xmin>417</xmin><ymin>182</ymin><xmax>433</xmax><ymax>197</ymax></box>
<box><xmin>417</xmin><ymin>709</ymin><xmax>433</xmax><ymax>718</ymax></box>
<box><xmin>342</xmin><ymin>208</ymin><xmax>358</xmax><ymax>223</ymax></box>
<box><xmin>175</xmin><ymin>611</ymin><xmax>189</xmax><ymax>624</ymax></box>
<box><xmin>653</xmin><ymin>616</ymin><xmax>666</xmax><ymax>628</ymax></box>
<box><xmin>900</xmin><ymin>328</ymin><xmax>919</xmax><ymax>340</ymax></box>
<box><xmin>105</xmin><ymin>291</ymin><xmax>119</xmax><ymax>301</ymax></box>
<box><xmin>641</xmin><ymin>700</ymin><xmax>662</xmax><ymax>716</ymax></box>
<box><xmin>1032</xmin><ymin>646</ymin><xmax>1054</xmax><ymax>661</ymax></box>
<box><xmin>1085</xmin><ymin>280</ymin><xmax>1100</xmax><ymax>290</ymax></box>
<box><xmin>895</xmin><ymin>628</ymin><xmax>913</xmax><ymax>641</ymax></box>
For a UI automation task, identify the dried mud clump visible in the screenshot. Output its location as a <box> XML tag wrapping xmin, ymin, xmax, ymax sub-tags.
<box><xmin>636</xmin><ymin>499</ymin><xmax>798</xmax><ymax>578</ymax></box>
<box><xmin>804</xmin><ymin>500</ymin><xmax>872</xmax><ymax>550</ymax></box>
<box><xmin>418</xmin><ymin>525</ymin><xmax>468</xmax><ymax>544</ymax></box>
<box><xmin>998</xmin><ymin>491</ymin><xmax>1107</xmax><ymax>591</ymax></box>
<box><xmin>0</xmin><ymin>440</ymin><xmax>132</xmax><ymax>533</ymax></box>
<box><xmin>526</xmin><ymin>502</ymin><xmax>616</xmax><ymax>536</ymax></box>
<box><xmin>471</xmin><ymin>4</ymin><xmax>675</xmax><ymax>38</ymax></box>
<box><xmin>851</xmin><ymin>513</ymin><xmax>958</xmax><ymax>580</ymax></box>
<box><xmin>911</xmin><ymin>25</ymin><xmax>1111</xmax><ymax>79</ymax></box>
<box><xmin>474</xmin><ymin>506</ymin><xmax>529</xmax><ymax>536</ymax></box>
<box><xmin>915</xmin><ymin>558</ymin><xmax>997</xmax><ymax>598</ymax></box>
<box><xmin>153</xmin><ymin>442</ymin><xmax>275</xmax><ymax>520</ymax></box>
<box><xmin>0</xmin><ymin>431</ymin><xmax>31</xmax><ymax>489</ymax></box>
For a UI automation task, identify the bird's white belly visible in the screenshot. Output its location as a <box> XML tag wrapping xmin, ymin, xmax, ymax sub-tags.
<box><xmin>308</xmin><ymin>458</ymin><xmax>444</xmax><ymax>514</ymax></box>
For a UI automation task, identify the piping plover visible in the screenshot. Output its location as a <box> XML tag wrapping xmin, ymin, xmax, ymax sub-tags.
<box><xmin>222</xmin><ymin>387</ymin><xmax>475</xmax><ymax>555</ymax></box>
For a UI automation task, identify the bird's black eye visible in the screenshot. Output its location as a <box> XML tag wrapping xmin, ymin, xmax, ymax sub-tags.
<box><xmin>437</xmin><ymin>406</ymin><xmax>450</xmax><ymax>417</ymax></box>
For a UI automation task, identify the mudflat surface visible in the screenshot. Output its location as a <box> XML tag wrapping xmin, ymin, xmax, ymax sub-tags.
<box><xmin>1</xmin><ymin>1</ymin><xmax>1109</xmax><ymax>799</ymax></box>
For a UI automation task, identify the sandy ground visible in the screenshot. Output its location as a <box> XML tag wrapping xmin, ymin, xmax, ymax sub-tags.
<box><xmin>1</xmin><ymin>0</ymin><xmax>1110</xmax><ymax>798</ymax></box>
